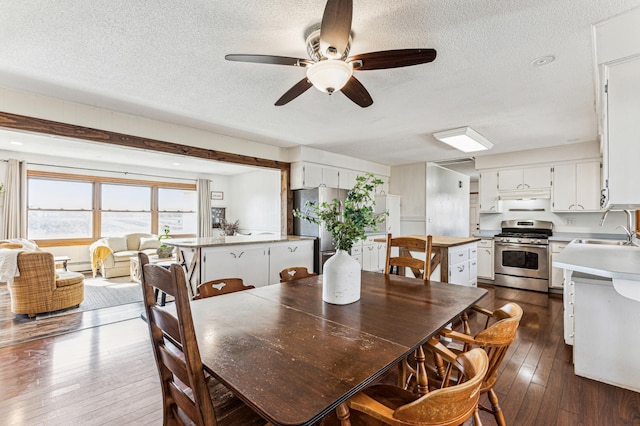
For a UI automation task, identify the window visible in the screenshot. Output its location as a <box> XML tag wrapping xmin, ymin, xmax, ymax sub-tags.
<box><xmin>27</xmin><ymin>179</ymin><xmax>93</xmax><ymax>239</ymax></box>
<box><xmin>101</xmin><ymin>184</ymin><xmax>152</xmax><ymax>236</ymax></box>
<box><xmin>158</xmin><ymin>188</ymin><xmax>197</xmax><ymax>235</ymax></box>
<box><xmin>27</xmin><ymin>172</ymin><xmax>197</xmax><ymax>245</ymax></box>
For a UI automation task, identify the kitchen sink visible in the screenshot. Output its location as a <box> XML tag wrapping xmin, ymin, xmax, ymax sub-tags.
<box><xmin>572</xmin><ymin>238</ymin><xmax>636</xmax><ymax>246</ymax></box>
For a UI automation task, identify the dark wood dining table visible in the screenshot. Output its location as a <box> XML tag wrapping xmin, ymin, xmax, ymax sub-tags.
<box><xmin>187</xmin><ymin>270</ymin><xmax>487</xmax><ymax>426</ymax></box>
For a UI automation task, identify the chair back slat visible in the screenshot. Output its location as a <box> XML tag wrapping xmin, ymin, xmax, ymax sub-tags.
<box><xmin>139</xmin><ymin>252</ymin><xmax>217</xmax><ymax>426</ymax></box>
<box><xmin>194</xmin><ymin>278</ymin><xmax>254</xmax><ymax>299</ymax></box>
<box><xmin>384</xmin><ymin>234</ymin><xmax>433</xmax><ymax>283</ymax></box>
<box><xmin>279</xmin><ymin>266</ymin><xmax>317</xmax><ymax>282</ymax></box>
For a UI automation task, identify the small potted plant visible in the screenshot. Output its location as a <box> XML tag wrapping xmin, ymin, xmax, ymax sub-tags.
<box><xmin>156</xmin><ymin>225</ymin><xmax>174</xmax><ymax>258</ymax></box>
<box><xmin>294</xmin><ymin>173</ymin><xmax>387</xmax><ymax>304</ymax></box>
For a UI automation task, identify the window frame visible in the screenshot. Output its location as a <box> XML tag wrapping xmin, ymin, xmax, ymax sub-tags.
<box><xmin>27</xmin><ymin>170</ymin><xmax>197</xmax><ymax>247</ymax></box>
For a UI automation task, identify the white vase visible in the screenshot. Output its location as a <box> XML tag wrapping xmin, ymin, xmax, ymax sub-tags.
<box><xmin>322</xmin><ymin>249</ymin><xmax>361</xmax><ymax>305</ymax></box>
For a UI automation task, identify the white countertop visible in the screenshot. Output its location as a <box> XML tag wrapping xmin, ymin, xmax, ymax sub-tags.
<box><xmin>553</xmin><ymin>240</ymin><xmax>640</xmax><ymax>302</ymax></box>
<box><xmin>166</xmin><ymin>235</ymin><xmax>315</xmax><ymax>248</ymax></box>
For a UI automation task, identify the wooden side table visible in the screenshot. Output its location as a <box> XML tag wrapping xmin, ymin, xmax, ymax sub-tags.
<box><xmin>54</xmin><ymin>256</ymin><xmax>70</xmax><ymax>271</ymax></box>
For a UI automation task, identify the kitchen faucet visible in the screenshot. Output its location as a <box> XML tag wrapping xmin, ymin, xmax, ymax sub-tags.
<box><xmin>600</xmin><ymin>208</ymin><xmax>635</xmax><ymax>244</ymax></box>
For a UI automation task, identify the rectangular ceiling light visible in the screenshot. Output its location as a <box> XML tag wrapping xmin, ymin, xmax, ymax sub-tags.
<box><xmin>433</xmin><ymin>127</ymin><xmax>494</xmax><ymax>153</ymax></box>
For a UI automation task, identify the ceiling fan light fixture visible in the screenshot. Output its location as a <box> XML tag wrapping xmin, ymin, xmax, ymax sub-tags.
<box><xmin>306</xmin><ymin>60</ymin><xmax>353</xmax><ymax>94</ymax></box>
<box><xmin>433</xmin><ymin>127</ymin><xmax>494</xmax><ymax>153</ymax></box>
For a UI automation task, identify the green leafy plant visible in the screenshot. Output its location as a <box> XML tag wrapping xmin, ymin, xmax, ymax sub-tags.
<box><xmin>158</xmin><ymin>225</ymin><xmax>171</xmax><ymax>249</ymax></box>
<box><xmin>294</xmin><ymin>173</ymin><xmax>388</xmax><ymax>252</ymax></box>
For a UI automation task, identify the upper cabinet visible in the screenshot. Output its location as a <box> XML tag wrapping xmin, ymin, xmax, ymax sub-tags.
<box><xmin>291</xmin><ymin>162</ymin><xmax>339</xmax><ymax>189</ymax></box>
<box><xmin>601</xmin><ymin>58</ymin><xmax>640</xmax><ymax>208</ymax></box>
<box><xmin>498</xmin><ymin>166</ymin><xmax>551</xmax><ymax>191</ymax></box>
<box><xmin>478</xmin><ymin>171</ymin><xmax>502</xmax><ymax>213</ymax></box>
<box><xmin>552</xmin><ymin>161</ymin><xmax>601</xmax><ymax>212</ymax></box>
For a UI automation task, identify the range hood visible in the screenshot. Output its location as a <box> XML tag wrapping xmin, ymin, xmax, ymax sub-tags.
<box><xmin>498</xmin><ymin>189</ymin><xmax>551</xmax><ymax>200</ymax></box>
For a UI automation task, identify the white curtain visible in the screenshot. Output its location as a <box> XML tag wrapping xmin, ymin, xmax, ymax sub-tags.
<box><xmin>197</xmin><ymin>178</ymin><xmax>213</xmax><ymax>238</ymax></box>
<box><xmin>2</xmin><ymin>159</ymin><xmax>28</xmax><ymax>239</ymax></box>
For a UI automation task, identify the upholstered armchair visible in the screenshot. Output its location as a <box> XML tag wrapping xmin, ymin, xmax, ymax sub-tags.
<box><xmin>8</xmin><ymin>251</ymin><xmax>85</xmax><ymax>318</ymax></box>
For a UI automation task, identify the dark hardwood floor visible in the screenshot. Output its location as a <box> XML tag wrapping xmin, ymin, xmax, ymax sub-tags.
<box><xmin>1</xmin><ymin>284</ymin><xmax>639</xmax><ymax>425</ymax></box>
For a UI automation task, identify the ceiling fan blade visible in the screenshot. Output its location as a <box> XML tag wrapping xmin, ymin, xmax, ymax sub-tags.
<box><xmin>341</xmin><ymin>76</ymin><xmax>373</xmax><ymax>108</ymax></box>
<box><xmin>348</xmin><ymin>49</ymin><xmax>437</xmax><ymax>70</ymax></box>
<box><xmin>275</xmin><ymin>78</ymin><xmax>314</xmax><ymax>106</ymax></box>
<box><xmin>225</xmin><ymin>54</ymin><xmax>312</xmax><ymax>67</ymax></box>
<box><xmin>320</xmin><ymin>0</ymin><xmax>352</xmax><ymax>59</ymax></box>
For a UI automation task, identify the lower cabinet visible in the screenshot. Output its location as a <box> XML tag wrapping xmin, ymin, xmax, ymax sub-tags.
<box><xmin>351</xmin><ymin>236</ymin><xmax>387</xmax><ymax>272</ymax></box>
<box><xmin>203</xmin><ymin>244</ymin><xmax>269</xmax><ymax>287</ymax></box>
<box><xmin>477</xmin><ymin>239</ymin><xmax>494</xmax><ymax>280</ymax></box>
<box><xmin>268</xmin><ymin>240</ymin><xmax>314</xmax><ymax>284</ymax></box>
<box><xmin>448</xmin><ymin>242</ymin><xmax>478</xmax><ymax>287</ymax></box>
<box><xmin>202</xmin><ymin>240</ymin><xmax>314</xmax><ymax>287</ymax></box>
<box><xmin>549</xmin><ymin>241</ymin><xmax>569</xmax><ymax>289</ymax></box>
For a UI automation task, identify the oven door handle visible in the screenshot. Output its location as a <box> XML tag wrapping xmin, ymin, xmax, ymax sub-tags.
<box><xmin>495</xmin><ymin>243</ymin><xmax>549</xmax><ymax>250</ymax></box>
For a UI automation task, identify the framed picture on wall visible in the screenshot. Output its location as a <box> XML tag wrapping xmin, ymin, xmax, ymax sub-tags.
<box><xmin>211</xmin><ymin>191</ymin><xmax>224</xmax><ymax>200</ymax></box>
<box><xmin>212</xmin><ymin>207</ymin><xmax>226</xmax><ymax>228</ymax></box>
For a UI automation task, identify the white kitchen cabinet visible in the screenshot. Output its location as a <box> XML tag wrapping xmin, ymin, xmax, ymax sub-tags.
<box><xmin>573</xmin><ymin>273</ymin><xmax>640</xmax><ymax>392</ymax></box>
<box><xmin>479</xmin><ymin>171</ymin><xmax>502</xmax><ymax>213</ymax></box>
<box><xmin>374</xmin><ymin>174</ymin><xmax>390</xmax><ymax>195</ymax></box>
<box><xmin>477</xmin><ymin>239</ymin><xmax>494</xmax><ymax>280</ymax></box>
<box><xmin>362</xmin><ymin>236</ymin><xmax>387</xmax><ymax>272</ymax></box>
<box><xmin>552</xmin><ymin>161</ymin><xmax>601</xmax><ymax>212</ymax></box>
<box><xmin>203</xmin><ymin>244</ymin><xmax>269</xmax><ymax>287</ymax></box>
<box><xmin>601</xmin><ymin>57</ymin><xmax>640</xmax><ymax>208</ymax></box>
<box><xmin>448</xmin><ymin>242</ymin><xmax>477</xmax><ymax>287</ymax></box>
<box><xmin>350</xmin><ymin>242</ymin><xmax>363</xmax><ymax>268</ymax></box>
<box><xmin>268</xmin><ymin>240</ymin><xmax>314</xmax><ymax>284</ymax></box>
<box><xmin>498</xmin><ymin>166</ymin><xmax>551</xmax><ymax>191</ymax></box>
<box><xmin>549</xmin><ymin>241</ymin><xmax>569</xmax><ymax>289</ymax></box>
<box><xmin>291</xmin><ymin>162</ymin><xmax>340</xmax><ymax>189</ymax></box>
<box><xmin>375</xmin><ymin>194</ymin><xmax>401</xmax><ymax>235</ymax></box>
<box><xmin>338</xmin><ymin>169</ymin><xmax>358</xmax><ymax>190</ymax></box>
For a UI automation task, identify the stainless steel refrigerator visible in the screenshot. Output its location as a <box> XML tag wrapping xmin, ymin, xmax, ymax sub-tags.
<box><xmin>293</xmin><ymin>187</ymin><xmax>349</xmax><ymax>274</ymax></box>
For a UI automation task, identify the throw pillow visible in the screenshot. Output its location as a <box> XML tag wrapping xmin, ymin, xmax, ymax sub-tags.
<box><xmin>139</xmin><ymin>237</ymin><xmax>161</xmax><ymax>251</ymax></box>
<box><xmin>107</xmin><ymin>237</ymin><xmax>128</xmax><ymax>253</ymax></box>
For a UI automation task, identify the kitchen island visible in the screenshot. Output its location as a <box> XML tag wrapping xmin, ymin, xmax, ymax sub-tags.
<box><xmin>166</xmin><ymin>235</ymin><xmax>315</xmax><ymax>296</ymax></box>
<box><xmin>553</xmin><ymin>240</ymin><xmax>640</xmax><ymax>393</ymax></box>
<box><xmin>375</xmin><ymin>235</ymin><xmax>480</xmax><ymax>285</ymax></box>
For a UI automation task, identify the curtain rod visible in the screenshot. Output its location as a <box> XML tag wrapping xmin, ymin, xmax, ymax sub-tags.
<box><xmin>2</xmin><ymin>158</ymin><xmax>196</xmax><ymax>182</ymax></box>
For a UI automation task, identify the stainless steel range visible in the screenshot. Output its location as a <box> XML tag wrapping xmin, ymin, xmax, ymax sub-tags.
<box><xmin>494</xmin><ymin>220</ymin><xmax>553</xmax><ymax>292</ymax></box>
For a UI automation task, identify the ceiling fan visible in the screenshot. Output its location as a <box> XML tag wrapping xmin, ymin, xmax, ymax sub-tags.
<box><xmin>225</xmin><ymin>0</ymin><xmax>437</xmax><ymax>108</ymax></box>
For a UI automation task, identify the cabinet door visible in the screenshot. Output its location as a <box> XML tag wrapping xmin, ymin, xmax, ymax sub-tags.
<box><xmin>375</xmin><ymin>174</ymin><xmax>390</xmax><ymax>195</ymax></box>
<box><xmin>268</xmin><ymin>241</ymin><xmax>314</xmax><ymax>284</ymax></box>
<box><xmin>477</xmin><ymin>243</ymin><xmax>493</xmax><ymax>279</ymax></box>
<box><xmin>203</xmin><ymin>249</ymin><xmax>238</xmax><ymax>283</ymax></box>
<box><xmin>606</xmin><ymin>58</ymin><xmax>640</xmax><ymax>207</ymax></box>
<box><xmin>449</xmin><ymin>261</ymin><xmax>469</xmax><ymax>285</ymax></box>
<box><xmin>497</xmin><ymin>169</ymin><xmax>522</xmax><ymax>190</ymax></box>
<box><xmin>479</xmin><ymin>171</ymin><xmax>501</xmax><ymax>212</ymax></box>
<box><xmin>338</xmin><ymin>169</ymin><xmax>358</xmax><ymax>190</ymax></box>
<box><xmin>236</xmin><ymin>247</ymin><xmax>269</xmax><ymax>287</ymax></box>
<box><xmin>303</xmin><ymin>164</ymin><xmax>324</xmax><ymax>188</ymax></box>
<box><xmin>575</xmin><ymin>161</ymin><xmax>601</xmax><ymax>211</ymax></box>
<box><xmin>362</xmin><ymin>243</ymin><xmax>378</xmax><ymax>271</ymax></box>
<box><xmin>549</xmin><ymin>242</ymin><xmax>568</xmax><ymax>289</ymax></box>
<box><xmin>552</xmin><ymin>163</ymin><xmax>577</xmax><ymax>211</ymax></box>
<box><xmin>323</xmin><ymin>168</ymin><xmax>340</xmax><ymax>188</ymax></box>
<box><xmin>350</xmin><ymin>243</ymin><xmax>363</xmax><ymax>269</ymax></box>
<box><xmin>377</xmin><ymin>243</ymin><xmax>387</xmax><ymax>272</ymax></box>
<box><xmin>523</xmin><ymin>166</ymin><xmax>551</xmax><ymax>189</ymax></box>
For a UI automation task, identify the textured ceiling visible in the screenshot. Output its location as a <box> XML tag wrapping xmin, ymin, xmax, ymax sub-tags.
<box><xmin>0</xmin><ymin>0</ymin><xmax>639</xmax><ymax>174</ymax></box>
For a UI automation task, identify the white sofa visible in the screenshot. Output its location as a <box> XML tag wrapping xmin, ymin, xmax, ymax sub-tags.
<box><xmin>90</xmin><ymin>233</ymin><xmax>163</xmax><ymax>278</ymax></box>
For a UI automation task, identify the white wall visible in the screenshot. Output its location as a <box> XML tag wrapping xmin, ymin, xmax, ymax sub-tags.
<box><xmin>0</xmin><ymin>158</ymin><xmax>6</xmax><ymax>237</ymax></box>
<box><xmin>227</xmin><ymin>169</ymin><xmax>281</xmax><ymax>235</ymax></box>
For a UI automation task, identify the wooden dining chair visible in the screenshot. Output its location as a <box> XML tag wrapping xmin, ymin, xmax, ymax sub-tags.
<box><xmin>384</xmin><ymin>234</ymin><xmax>433</xmax><ymax>284</ymax></box>
<box><xmin>194</xmin><ymin>278</ymin><xmax>255</xmax><ymax>299</ymax></box>
<box><xmin>279</xmin><ymin>266</ymin><xmax>317</xmax><ymax>282</ymax></box>
<box><xmin>322</xmin><ymin>347</ymin><xmax>488</xmax><ymax>426</ymax></box>
<box><xmin>424</xmin><ymin>302</ymin><xmax>524</xmax><ymax>426</ymax></box>
<box><xmin>138</xmin><ymin>253</ymin><xmax>266</xmax><ymax>426</ymax></box>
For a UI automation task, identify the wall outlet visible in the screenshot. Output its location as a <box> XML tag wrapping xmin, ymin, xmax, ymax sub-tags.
<box><xmin>565</xmin><ymin>217</ymin><xmax>575</xmax><ymax>225</ymax></box>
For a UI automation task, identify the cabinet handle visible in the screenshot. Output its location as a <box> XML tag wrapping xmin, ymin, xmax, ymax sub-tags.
<box><xmin>368</xmin><ymin>246</ymin><xmax>374</xmax><ymax>251</ymax></box>
<box><xmin>457</xmin><ymin>264</ymin><xmax>465</xmax><ymax>272</ymax></box>
<box><xmin>485</xmin><ymin>249</ymin><xmax>491</xmax><ymax>255</ymax></box>
<box><xmin>458</xmin><ymin>253</ymin><xmax>464</xmax><ymax>257</ymax></box>
<box><xmin>568</xmin><ymin>204</ymin><xmax>575</xmax><ymax>210</ymax></box>
<box><xmin>524</xmin><ymin>183</ymin><xmax>530</xmax><ymax>188</ymax></box>
<box><xmin>230</xmin><ymin>253</ymin><xmax>237</xmax><ymax>258</ymax></box>
<box><xmin>238</xmin><ymin>251</ymin><xmax>245</xmax><ymax>258</ymax></box>
<box><xmin>288</xmin><ymin>246</ymin><xmax>297</xmax><ymax>252</ymax></box>
<box><xmin>578</xmin><ymin>204</ymin><xmax>584</xmax><ymax>209</ymax></box>
<box><xmin>490</xmin><ymin>206</ymin><xmax>495</xmax><ymax>211</ymax></box>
